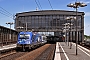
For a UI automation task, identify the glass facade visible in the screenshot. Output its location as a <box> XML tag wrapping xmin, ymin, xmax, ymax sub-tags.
<box><xmin>15</xmin><ymin>15</ymin><xmax>82</xmax><ymax>32</ymax></box>
<box><xmin>15</xmin><ymin>10</ymin><xmax>84</xmax><ymax>42</ymax></box>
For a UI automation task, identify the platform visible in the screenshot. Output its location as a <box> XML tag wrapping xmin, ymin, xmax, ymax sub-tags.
<box><xmin>54</xmin><ymin>42</ymin><xmax>90</xmax><ymax>60</ymax></box>
<box><xmin>0</xmin><ymin>44</ymin><xmax>16</xmax><ymax>51</ymax></box>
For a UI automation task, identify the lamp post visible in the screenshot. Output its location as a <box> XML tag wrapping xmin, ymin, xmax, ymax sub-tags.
<box><xmin>66</xmin><ymin>23</ymin><xmax>70</xmax><ymax>46</ymax></box>
<box><xmin>66</xmin><ymin>16</ymin><xmax>74</xmax><ymax>49</ymax></box>
<box><xmin>6</xmin><ymin>22</ymin><xmax>14</xmax><ymax>39</ymax></box>
<box><xmin>63</xmin><ymin>24</ymin><xmax>67</xmax><ymax>44</ymax></box>
<box><xmin>6</xmin><ymin>22</ymin><xmax>14</xmax><ymax>44</ymax></box>
<box><xmin>63</xmin><ymin>23</ymin><xmax>70</xmax><ymax>45</ymax></box>
<box><xmin>6</xmin><ymin>22</ymin><xmax>14</xmax><ymax>29</ymax></box>
<box><xmin>67</xmin><ymin>2</ymin><xmax>87</xmax><ymax>55</ymax></box>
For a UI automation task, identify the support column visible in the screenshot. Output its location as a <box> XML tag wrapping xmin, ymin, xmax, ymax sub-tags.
<box><xmin>72</xmin><ymin>31</ymin><xmax>73</xmax><ymax>42</ymax></box>
<box><xmin>75</xmin><ymin>31</ymin><xmax>77</xmax><ymax>43</ymax></box>
<box><xmin>78</xmin><ymin>31</ymin><xmax>80</xmax><ymax>44</ymax></box>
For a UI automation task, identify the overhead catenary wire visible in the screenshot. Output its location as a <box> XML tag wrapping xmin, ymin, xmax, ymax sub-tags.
<box><xmin>47</xmin><ymin>0</ymin><xmax>53</xmax><ymax>10</ymax></box>
<box><xmin>47</xmin><ymin>0</ymin><xmax>57</xmax><ymax>16</ymax></box>
<box><xmin>47</xmin><ymin>0</ymin><xmax>58</xmax><ymax>35</ymax></box>
<box><xmin>37</xmin><ymin>0</ymin><xmax>42</xmax><ymax>10</ymax></box>
<box><xmin>0</xmin><ymin>6</ymin><xmax>13</xmax><ymax>16</ymax></box>
<box><xmin>34</xmin><ymin>0</ymin><xmax>41</xmax><ymax>10</ymax></box>
<box><xmin>0</xmin><ymin>11</ymin><xmax>13</xmax><ymax>19</ymax></box>
<box><xmin>0</xmin><ymin>6</ymin><xmax>13</xmax><ymax>19</ymax></box>
<box><xmin>34</xmin><ymin>0</ymin><xmax>54</xmax><ymax>35</ymax></box>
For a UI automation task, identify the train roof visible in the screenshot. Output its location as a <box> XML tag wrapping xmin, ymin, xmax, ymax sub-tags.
<box><xmin>19</xmin><ymin>31</ymin><xmax>32</xmax><ymax>34</ymax></box>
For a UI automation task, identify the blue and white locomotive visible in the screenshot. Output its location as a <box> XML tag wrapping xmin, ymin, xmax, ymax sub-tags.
<box><xmin>16</xmin><ymin>31</ymin><xmax>45</xmax><ymax>51</ymax></box>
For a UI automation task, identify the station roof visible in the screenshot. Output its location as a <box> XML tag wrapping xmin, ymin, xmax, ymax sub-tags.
<box><xmin>0</xmin><ymin>25</ymin><xmax>17</xmax><ymax>32</ymax></box>
<box><xmin>16</xmin><ymin>10</ymin><xmax>85</xmax><ymax>16</ymax></box>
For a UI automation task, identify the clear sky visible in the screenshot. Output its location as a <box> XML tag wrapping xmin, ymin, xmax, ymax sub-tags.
<box><xmin>0</xmin><ymin>0</ymin><xmax>90</xmax><ymax>35</ymax></box>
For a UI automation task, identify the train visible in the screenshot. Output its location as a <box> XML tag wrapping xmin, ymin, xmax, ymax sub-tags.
<box><xmin>46</xmin><ymin>36</ymin><xmax>65</xmax><ymax>43</ymax></box>
<box><xmin>83</xmin><ymin>39</ymin><xmax>90</xmax><ymax>46</ymax></box>
<box><xmin>16</xmin><ymin>31</ymin><xmax>47</xmax><ymax>51</ymax></box>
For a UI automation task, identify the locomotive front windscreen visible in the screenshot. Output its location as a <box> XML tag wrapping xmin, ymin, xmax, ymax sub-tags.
<box><xmin>19</xmin><ymin>34</ymin><xmax>30</xmax><ymax>39</ymax></box>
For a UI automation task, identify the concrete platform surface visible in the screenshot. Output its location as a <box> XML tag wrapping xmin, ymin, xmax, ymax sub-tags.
<box><xmin>54</xmin><ymin>42</ymin><xmax>90</xmax><ymax>60</ymax></box>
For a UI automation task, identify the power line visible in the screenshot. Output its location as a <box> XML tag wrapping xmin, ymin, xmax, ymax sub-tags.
<box><xmin>34</xmin><ymin>0</ymin><xmax>41</xmax><ymax>10</ymax></box>
<box><xmin>0</xmin><ymin>9</ymin><xmax>12</xmax><ymax>17</ymax></box>
<box><xmin>0</xmin><ymin>6</ymin><xmax>13</xmax><ymax>16</ymax></box>
<box><xmin>37</xmin><ymin>0</ymin><xmax>42</xmax><ymax>10</ymax></box>
<box><xmin>47</xmin><ymin>0</ymin><xmax>53</xmax><ymax>10</ymax></box>
<box><xmin>0</xmin><ymin>11</ymin><xmax>13</xmax><ymax>19</ymax></box>
<box><xmin>34</xmin><ymin>0</ymin><xmax>44</xmax><ymax>16</ymax></box>
<box><xmin>0</xmin><ymin>6</ymin><xmax>13</xmax><ymax>19</ymax></box>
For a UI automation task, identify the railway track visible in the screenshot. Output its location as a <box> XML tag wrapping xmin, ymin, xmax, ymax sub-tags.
<box><xmin>34</xmin><ymin>44</ymin><xmax>56</xmax><ymax>60</ymax></box>
<box><xmin>0</xmin><ymin>51</ymin><xmax>16</xmax><ymax>59</ymax></box>
<box><xmin>0</xmin><ymin>51</ymin><xmax>28</xmax><ymax>60</ymax></box>
<box><xmin>0</xmin><ymin>43</ymin><xmax>56</xmax><ymax>60</ymax></box>
<box><xmin>1</xmin><ymin>42</ymin><xmax>89</xmax><ymax>60</ymax></box>
<box><xmin>16</xmin><ymin>44</ymin><xmax>56</xmax><ymax>60</ymax></box>
<box><xmin>80</xmin><ymin>44</ymin><xmax>90</xmax><ymax>50</ymax></box>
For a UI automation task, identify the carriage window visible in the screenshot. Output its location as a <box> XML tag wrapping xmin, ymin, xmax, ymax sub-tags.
<box><xmin>32</xmin><ymin>35</ymin><xmax>36</xmax><ymax>42</ymax></box>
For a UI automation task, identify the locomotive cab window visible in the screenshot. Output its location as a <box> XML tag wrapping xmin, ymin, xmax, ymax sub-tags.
<box><xmin>19</xmin><ymin>34</ymin><xmax>30</xmax><ymax>39</ymax></box>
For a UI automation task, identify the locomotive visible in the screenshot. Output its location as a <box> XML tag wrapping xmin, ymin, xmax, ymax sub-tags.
<box><xmin>16</xmin><ymin>31</ymin><xmax>46</xmax><ymax>51</ymax></box>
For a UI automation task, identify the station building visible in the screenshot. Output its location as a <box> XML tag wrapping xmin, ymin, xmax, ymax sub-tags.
<box><xmin>15</xmin><ymin>10</ymin><xmax>85</xmax><ymax>42</ymax></box>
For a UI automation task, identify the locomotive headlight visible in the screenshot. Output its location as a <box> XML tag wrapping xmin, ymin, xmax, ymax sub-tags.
<box><xmin>20</xmin><ymin>41</ymin><xmax>22</xmax><ymax>42</ymax></box>
<box><xmin>18</xmin><ymin>41</ymin><xmax>22</xmax><ymax>43</ymax></box>
<box><xmin>28</xmin><ymin>41</ymin><xmax>30</xmax><ymax>44</ymax></box>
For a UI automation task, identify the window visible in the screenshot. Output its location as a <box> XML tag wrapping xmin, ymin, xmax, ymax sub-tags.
<box><xmin>19</xmin><ymin>34</ymin><xmax>30</xmax><ymax>39</ymax></box>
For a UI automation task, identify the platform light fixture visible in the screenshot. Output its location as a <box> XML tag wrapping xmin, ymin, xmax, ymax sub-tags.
<box><xmin>63</xmin><ymin>23</ymin><xmax>70</xmax><ymax>45</ymax></box>
<box><xmin>6</xmin><ymin>22</ymin><xmax>14</xmax><ymax>44</ymax></box>
<box><xmin>66</xmin><ymin>16</ymin><xmax>74</xmax><ymax>49</ymax></box>
<box><xmin>67</xmin><ymin>1</ymin><xmax>87</xmax><ymax>55</ymax></box>
<box><xmin>6</xmin><ymin>22</ymin><xmax>14</xmax><ymax>29</ymax></box>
